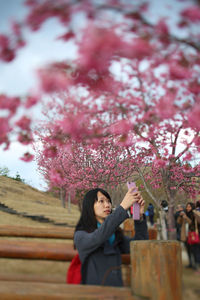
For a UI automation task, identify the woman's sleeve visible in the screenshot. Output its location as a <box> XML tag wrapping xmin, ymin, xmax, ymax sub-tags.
<box><xmin>74</xmin><ymin>205</ymin><xmax>129</xmax><ymax>262</ymax></box>
<box><xmin>177</xmin><ymin>216</ymin><xmax>183</xmax><ymax>225</ymax></box>
<box><xmin>184</xmin><ymin>215</ymin><xmax>192</xmax><ymax>225</ymax></box>
<box><xmin>119</xmin><ymin>215</ymin><xmax>149</xmax><ymax>254</ymax></box>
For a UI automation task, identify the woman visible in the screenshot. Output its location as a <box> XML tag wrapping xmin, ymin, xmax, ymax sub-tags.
<box><xmin>178</xmin><ymin>202</ymin><xmax>200</xmax><ymax>270</ymax></box>
<box><xmin>74</xmin><ymin>187</ymin><xmax>148</xmax><ymax>286</ymax></box>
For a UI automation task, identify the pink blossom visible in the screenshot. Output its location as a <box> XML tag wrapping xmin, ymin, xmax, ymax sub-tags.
<box><xmin>125</xmin><ymin>38</ymin><xmax>154</xmax><ymax>60</ymax></box>
<box><xmin>183</xmin><ymin>152</ymin><xmax>192</xmax><ymax>161</ymax></box>
<box><xmin>170</xmin><ymin>186</ymin><xmax>176</xmax><ymax>190</ymax></box>
<box><xmin>17</xmin><ymin>133</ymin><xmax>33</xmax><ymax>145</ymax></box>
<box><xmin>58</xmin><ymin>31</ymin><xmax>74</xmax><ymax>41</ymax></box>
<box><xmin>188</xmin><ymin>105</ymin><xmax>200</xmax><ymax>130</ymax></box>
<box><xmin>25</xmin><ymin>1</ymin><xmax>70</xmax><ymax>31</ymax></box>
<box><xmin>78</xmin><ymin>25</ymin><xmax>120</xmax><ymax>73</ymax></box>
<box><xmin>0</xmin><ymin>95</ymin><xmax>20</xmax><ymax>114</ymax></box>
<box><xmin>16</xmin><ymin>116</ymin><xmax>31</xmax><ymax>131</ymax></box>
<box><xmin>0</xmin><ymin>118</ymin><xmax>10</xmax><ymax>142</ymax></box>
<box><xmin>155</xmin><ymin>19</ymin><xmax>169</xmax><ymax>36</ymax></box>
<box><xmin>194</xmin><ymin>136</ymin><xmax>200</xmax><ymax>146</ymax></box>
<box><xmin>59</xmin><ymin>114</ymin><xmax>91</xmax><ymax>142</ymax></box>
<box><xmin>16</xmin><ymin>39</ymin><xmax>26</xmax><ymax>49</ymax></box>
<box><xmin>25</xmin><ymin>2</ymin><xmax>52</xmax><ymax>31</ymax></box>
<box><xmin>25</xmin><ymin>95</ymin><xmax>39</xmax><ymax>108</ymax></box>
<box><xmin>0</xmin><ymin>34</ymin><xmax>15</xmax><ymax>62</ymax></box>
<box><xmin>20</xmin><ymin>152</ymin><xmax>34</xmax><ymax>162</ymax></box>
<box><xmin>110</xmin><ymin>119</ymin><xmax>132</xmax><ymax>135</ymax></box>
<box><xmin>0</xmin><ymin>35</ymin><xmax>9</xmax><ymax>48</ymax></box>
<box><xmin>79</xmin><ymin>25</ymin><xmax>153</xmax><ymax>76</ymax></box>
<box><xmin>181</xmin><ymin>6</ymin><xmax>200</xmax><ymax>22</ymax></box>
<box><xmin>49</xmin><ymin>169</ymin><xmax>64</xmax><ymax>186</ymax></box>
<box><xmin>43</xmin><ymin>146</ymin><xmax>57</xmax><ymax>158</ymax></box>
<box><xmin>38</xmin><ymin>67</ymin><xmax>70</xmax><ymax>93</ymax></box>
<box><xmin>139</xmin><ymin>3</ymin><xmax>149</xmax><ymax>12</ymax></box>
<box><xmin>169</xmin><ymin>63</ymin><xmax>192</xmax><ymax>80</ymax></box>
<box><xmin>25</xmin><ymin>0</ymin><xmax>38</xmax><ymax>7</ymax></box>
<box><xmin>189</xmin><ymin>80</ymin><xmax>200</xmax><ymax>95</ymax></box>
<box><xmin>105</xmin><ymin>170</ymin><xmax>110</xmax><ymax>175</ymax></box>
<box><xmin>153</xmin><ymin>158</ymin><xmax>167</xmax><ymax>168</ymax></box>
<box><xmin>11</xmin><ymin>21</ymin><xmax>21</xmax><ymax>36</ymax></box>
<box><xmin>155</xmin><ymin>94</ymin><xmax>176</xmax><ymax>120</ymax></box>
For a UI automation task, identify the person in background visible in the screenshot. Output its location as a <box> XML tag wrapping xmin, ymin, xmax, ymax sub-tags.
<box><xmin>178</xmin><ymin>202</ymin><xmax>200</xmax><ymax>270</ymax></box>
<box><xmin>159</xmin><ymin>200</ymin><xmax>168</xmax><ymax>240</ymax></box>
<box><xmin>174</xmin><ymin>204</ymin><xmax>184</xmax><ymax>241</ymax></box>
<box><xmin>194</xmin><ymin>200</ymin><xmax>200</xmax><ymax>270</ymax></box>
<box><xmin>74</xmin><ymin>187</ymin><xmax>148</xmax><ymax>286</ymax></box>
<box><xmin>147</xmin><ymin>203</ymin><xmax>155</xmax><ymax>226</ymax></box>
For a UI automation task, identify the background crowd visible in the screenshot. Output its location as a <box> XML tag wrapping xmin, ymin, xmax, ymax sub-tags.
<box><xmin>141</xmin><ymin>200</ymin><xmax>200</xmax><ymax>272</ymax></box>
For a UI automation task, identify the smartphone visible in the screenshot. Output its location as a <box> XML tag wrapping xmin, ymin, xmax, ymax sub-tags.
<box><xmin>127</xmin><ymin>181</ymin><xmax>140</xmax><ymax>220</ymax></box>
<box><xmin>127</xmin><ymin>181</ymin><xmax>137</xmax><ymax>191</ymax></box>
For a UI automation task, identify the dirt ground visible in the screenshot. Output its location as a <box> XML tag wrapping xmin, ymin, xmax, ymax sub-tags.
<box><xmin>182</xmin><ymin>247</ymin><xmax>200</xmax><ymax>300</ymax></box>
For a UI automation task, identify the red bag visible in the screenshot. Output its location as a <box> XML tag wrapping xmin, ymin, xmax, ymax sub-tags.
<box><xmin>66</xmin><ymin>253</ymin><xmax>82</xmax><ymax>284</ymax></box>
<box><xmin>187</xmin><ymin>231</ymin><xmax>200</xmax><ymax>245</ymax></box>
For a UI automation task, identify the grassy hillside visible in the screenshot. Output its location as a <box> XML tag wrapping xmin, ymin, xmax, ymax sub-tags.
<box><xmin>0</xmin><ymin>176</ymin><xmax>80</xmax><ymax>227</ymax></box>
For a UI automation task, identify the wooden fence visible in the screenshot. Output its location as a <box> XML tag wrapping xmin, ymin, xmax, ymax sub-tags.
<box><xmin>0</xmin><ymin>225</ymin><xmax>182</xmax><ymax>300</ymax></box>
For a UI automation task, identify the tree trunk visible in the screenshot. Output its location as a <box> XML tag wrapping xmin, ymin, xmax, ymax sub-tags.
<box><xmin>60</xmin><ymin>188</ymin><xmax>66</xmax><ymax>208</ymax></box>
<box><xmin>167</xmin><ymin>197</ymin><xmax>176</xmax><ymax>240</ymax></box>
<box><xmin>68</xmin><ymin>193</ymin><xmax>71</xmax><ymax>213</ymax></box>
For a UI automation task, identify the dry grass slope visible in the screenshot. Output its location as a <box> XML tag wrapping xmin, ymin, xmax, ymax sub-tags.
<box><xmin>0</xmin><ymin>176</ymin><xmax>80</xmax><ymax>227</ymax></box>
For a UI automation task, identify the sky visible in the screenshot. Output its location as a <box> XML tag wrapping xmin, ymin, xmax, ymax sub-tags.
<box><xmin>0</xmin><ymin>0</ymin><xmax>77</xmax><ymax>190</ymax></box>
<box><xmin>0</xmin><ymin>0</ymin><xmax>197</xmax><ymax>191</ymax></box>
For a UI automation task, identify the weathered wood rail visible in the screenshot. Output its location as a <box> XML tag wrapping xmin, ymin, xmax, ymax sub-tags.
<box><xmin>0</xmin><ymin>281</ymin><xmax>135</xmax><ymax>300</ymax></box>
<box><xmin>0</xmin><ymin>239</ymin><xmax>130</xmax><ymax>264</ymax></box>
<box><xmin>0</xmin><ymin>224</ymin><xmax>157</xmax><ymax>239</ymax></box>
<box><xmin>0</xmin><ymin>225</ymin><xmax>74</xmax><ymax>239</ymax></box>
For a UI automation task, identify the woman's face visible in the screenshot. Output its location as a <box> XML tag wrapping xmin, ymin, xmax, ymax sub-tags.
<box><xmin>186</xmin><ymin>204</ymin><xmax>192</xmax><ymax>212</ymax></box>
<box><xmin>93</xmin><ymin>191</ymin><xmax>112</xmax><ymax>224</ymax></box>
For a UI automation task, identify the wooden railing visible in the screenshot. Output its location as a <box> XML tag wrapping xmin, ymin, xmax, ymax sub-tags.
<box><xmin>0</xmin><ymin>239</ymin><xmax>130</xmax><ymax>264</ymax></box>
<box><xmin>0</xmin><ymin>225</ymin><xmax>74</xmax><ymax>239</ymax></box>
<box><xmin>0</xmin><ymin>223</ymin><xmax>157</xmax><ymax>240</ymax></box>
<box><xmin>0</xmin><ymin>225</ymin><xmax>182</xmax><ymax>300</ymax></box>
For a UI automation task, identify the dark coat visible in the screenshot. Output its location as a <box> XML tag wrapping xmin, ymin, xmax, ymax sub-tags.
<box><xmin>74</xmin><ymin>205</ymin><xmax>148</xmax><ymax>287</ymax></box>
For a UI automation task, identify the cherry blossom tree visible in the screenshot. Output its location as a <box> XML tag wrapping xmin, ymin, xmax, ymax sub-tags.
<box><xmin>36</xmin><ymin>122</ymin><xmax>137</xmax><ymax>208</ymax></box>
<box><xmin>34</xmin><ymin>81</ymin><xmax>199</xmax><ymax>238</ymax></box>
<box><xmin>0</xmin><ymin>0</ymin><xmax>200</xmax><ymax>237</ymax></box>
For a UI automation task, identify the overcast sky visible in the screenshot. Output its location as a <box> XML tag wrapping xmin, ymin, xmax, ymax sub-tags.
<box><xmin>0</xmin><ymin>0</ymin><xmax>77</xmax><ymax>190</ymax></box>
<box><xmin>0</xmin><ymin>0</ymin><xmax>196</xmax><ymax>191</ymax></box>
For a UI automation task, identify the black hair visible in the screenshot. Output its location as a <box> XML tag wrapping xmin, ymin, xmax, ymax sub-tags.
<box><xmin>185</xmin><ymin>202</ymin><xmax>195</xmax><ymax>220</ymax></box>
<box><xmin>196</xmin><ymin>200</ymin><xmax>200</xmax><ymax>209</ymax></box>
<box><xmin>75</xmin><ymin>188</ymin><xmax>112</xmax><ymax>233</ymax></box>
<box><xmin>161</xmin><ymin>200</ymin><xmax>168</xmax><ymax>208</ymax></box>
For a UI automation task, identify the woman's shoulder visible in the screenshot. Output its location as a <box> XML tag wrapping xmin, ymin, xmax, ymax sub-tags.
<box><xmin>74</xmin><ymin>229</ymin><xmax>86</xmax><ymax>236</ymax></box>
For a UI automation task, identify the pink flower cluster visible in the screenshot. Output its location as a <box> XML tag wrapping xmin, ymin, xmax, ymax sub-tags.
<box><xmin>181</xmin><ymin>6</ymin><xmax>200</xmax><ymax>22</ymax></box>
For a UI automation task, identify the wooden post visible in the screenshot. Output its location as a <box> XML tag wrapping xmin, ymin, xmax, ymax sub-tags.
<box><xmin>123</xmin><ymin>219</ymin><xmax>135</xmax><ymax>237</ymax></box>
<box><xmin>130</xmin><ymin>241</ymin><xmax>182</xmax><ymax>300</ymax></box>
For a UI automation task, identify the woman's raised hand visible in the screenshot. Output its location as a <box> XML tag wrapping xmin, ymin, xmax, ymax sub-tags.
<box><xmin>120</xmin><ymin>188</ymin><xmax>144</xmax><ymax>211</ymax></box>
